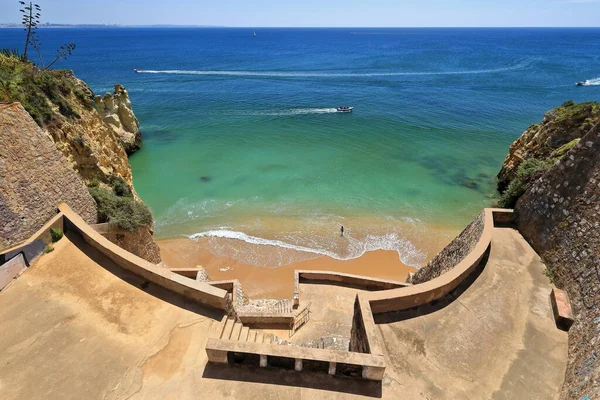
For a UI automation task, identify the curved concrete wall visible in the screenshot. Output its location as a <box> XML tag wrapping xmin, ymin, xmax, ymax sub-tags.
<box><xmin>366</xmin><ymin>209</ymin><xmax>511</xmax><ymax>314</ymax></box>
<box><xmin>59</xmin><ymin>203</ymin><xmax>229</xmax><ymax>310</ymax></box>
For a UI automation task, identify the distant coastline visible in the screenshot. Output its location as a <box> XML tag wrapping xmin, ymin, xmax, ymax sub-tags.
<box><xmin>0</xmin><ymin>23</ymin><xmax>224</xmax><ymax>29</ymax></box>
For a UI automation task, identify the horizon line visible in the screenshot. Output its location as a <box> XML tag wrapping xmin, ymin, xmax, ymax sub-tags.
<box><xmin>1</xmin><ymin>24</ymin><xmax>600</xmax><ymax>29</ymax></box>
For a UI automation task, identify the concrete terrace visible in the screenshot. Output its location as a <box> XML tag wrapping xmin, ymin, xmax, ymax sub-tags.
<box><xmin>0</xmin><ymin>224</ymin><xmax>568</xmax><ymax>399</ymax></box>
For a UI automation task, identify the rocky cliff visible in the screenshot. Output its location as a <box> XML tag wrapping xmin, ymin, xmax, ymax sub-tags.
<box><xmin>0</xmin><ymin>54</ymin><xmax>161</xmax><ymax>263</ymax></box>
<box><xmin>0</xmin><ymin>103</ymin><xmax>97</xmax><ymax>248</ymax></box>
<box><xmin>96</xmin><ymin>84</ymin><xmax>142</xmax><ymax>154</ymax></box>
<box><xmin>497</xmin><ymin>101</ymin><xmax>600</xmax><ymax>206</ymax></box>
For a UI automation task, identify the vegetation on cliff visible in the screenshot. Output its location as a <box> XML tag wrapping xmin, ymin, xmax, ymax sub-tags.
<box><xmin>497</xmin><ymin>158</ymin><xmax>554</xmax><ymax>207</ymax></box>
<box><xmin>0</xmin><ymin>53</ymin><xmax>92</xmax><ymax>125</ymax></box>
<box><xmin>496</xmin><ymin>100</ymin><xmax>600</xmax><ymax>207</ymax></box>
<box><xmin>89</xmin><ymin>177</ymin><xmax>152</xmax><ymax>232</ymax></box>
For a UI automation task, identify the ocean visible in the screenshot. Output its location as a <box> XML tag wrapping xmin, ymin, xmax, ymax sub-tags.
<box><xmin>2</xmin><ymin>27</ymin><xmax>599</xmax><ymax>267</ymax></box>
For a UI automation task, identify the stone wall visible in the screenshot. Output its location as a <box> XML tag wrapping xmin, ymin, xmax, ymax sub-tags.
<box><xmin>514</xmin><ymin>123</ymin><xmax>600</xmax><ymax>400</ymax></box>
<box><xmin>410</xmin><ymin>211</ymin><xmax>485</xmax><ymax>284</ymax></box>
<box><xmin>0</xmin><ymin>103</ymin><xmax>97</xmax><ymax>249</ymax></box>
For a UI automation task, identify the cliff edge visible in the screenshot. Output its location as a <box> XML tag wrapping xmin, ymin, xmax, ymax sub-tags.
<box><xmin>0</xmin><ymin>54</ymin><xmax>161</xmax><ymax>263</ymax></box>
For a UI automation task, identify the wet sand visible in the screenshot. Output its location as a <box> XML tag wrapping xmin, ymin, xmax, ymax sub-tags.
<box><xmin>158</xmin><ymin>228</ymin><xmax>456</xmax><ymax>299</ymax></box>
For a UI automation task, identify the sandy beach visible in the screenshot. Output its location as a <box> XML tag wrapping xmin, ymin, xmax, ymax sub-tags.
<box><xmin>158</xmin><ymin>225</ymin><xmax>457</xmax><ymax>299</ymax></box>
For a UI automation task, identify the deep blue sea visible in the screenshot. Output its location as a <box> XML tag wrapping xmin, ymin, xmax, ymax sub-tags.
<box><xmin>2</xmin><ymin>28</ymin><xmax>599</xmax><ymax>266</ymax></box>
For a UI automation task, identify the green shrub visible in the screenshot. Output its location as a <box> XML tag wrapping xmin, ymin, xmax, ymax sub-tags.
<box><xmin>109</xmin><ymin>175</ymin><xmax>132</xmax><ymax>198</ymax></box>
<box><xmin>498</xmin><ymin>158</ymin><xmax>554</xmax><ymax>208</ymax></box>
<box><xmin>50</xmin><ymin>228</ymin><xmax>63</xmax><ymax>243</ymax></box>
<box><xmin>43</xmin><ymin>244</ymin><xmax>54</xmax><ymax>254</ymax></box>
<box><xmin>551</xmin><ymin>138</ymin><xmax>580</xmax><ymax>158</ymax></box>
<box><xmin>89</xmin><ymin>187</ymin><xmax>152</xmax><ymax>232</ymax></box>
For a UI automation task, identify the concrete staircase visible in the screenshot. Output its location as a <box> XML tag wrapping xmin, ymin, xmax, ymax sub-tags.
<box><xmin>218</xmin><ymin>318</ymin><xmax>349</xmax><ymax>352</ymax></box>
<box><xmin>219</xmin><ymin>318</ymin><xmax>277</xmax><ymax>344</ymax></box>
<box><xmin>236</xmin><ymin>298</ymin><xmax>293</xmax><ymax>314</ymax></box>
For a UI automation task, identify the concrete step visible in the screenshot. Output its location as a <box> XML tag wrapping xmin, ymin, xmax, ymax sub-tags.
<box><xmin>248</xmin><ymin>330</ymin><xmax>257</xmax><ymax>343</ymax></box>
<box><xmin>256</xmin><ymin>332</ymin><xmax>264</xmax><ymax>343</ymax></box>
<box><xmin>240</xmin><ymin>326</ymin><xmax>250</xmax><ymax>342</ymax></box>
<box><xmin>220</xmin><ymin>319</ymin><xmax>235</xmax><ymax>340</ymax></box>
<box><xmin>230</xmin><ymin>322</ymin><xmax>243</xmax><ymax>341</ymax></box>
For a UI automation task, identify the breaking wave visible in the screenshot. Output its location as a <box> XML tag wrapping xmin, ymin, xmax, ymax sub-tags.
<box><xmin>188</xmin><ymin>229</ymin><xmax>426</xmax><ymax>267</ymax></box>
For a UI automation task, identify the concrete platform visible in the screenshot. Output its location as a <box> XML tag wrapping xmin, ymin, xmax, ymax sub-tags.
<box><xmin>375</xmin><ymin>227</ymin><xmax>568</xmax><ymax>399</ymax></box>
<box><xmin>0</xmin><ymin>227</ymin><xmax>568</xmax><ymax>399</ymax></box>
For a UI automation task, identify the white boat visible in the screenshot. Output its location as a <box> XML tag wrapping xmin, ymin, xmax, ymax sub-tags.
<box><xmin>253</xmin><ymin>30</ymin><xmax>257</xmax><ymax>37</ymax></box>
<box><xmin>336</xmin><ymin>106</ymin><xmax>353</xmax><ymax>113</ymax></box>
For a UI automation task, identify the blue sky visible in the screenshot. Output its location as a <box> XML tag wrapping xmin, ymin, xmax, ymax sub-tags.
<box><xmin>1</xmin><ymin>0</ymin><xmax>599</xmax><ymax>27</ymax></box>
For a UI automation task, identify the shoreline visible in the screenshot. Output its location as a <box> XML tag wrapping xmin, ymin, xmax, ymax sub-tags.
<box><xmin>158</xmin><ymin>222</ymin><xmax>458</xmax><ymax>299</ymax></box>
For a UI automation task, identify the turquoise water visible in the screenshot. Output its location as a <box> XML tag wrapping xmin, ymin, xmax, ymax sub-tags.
<box><xmin>2</xmin><ymin>28</ymin><xmax>599</xmax><ymax>265</ymax></box>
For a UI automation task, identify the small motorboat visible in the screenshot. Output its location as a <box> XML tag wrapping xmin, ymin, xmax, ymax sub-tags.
<box><xmin>576</xmin><ymin>81</ymin><xmax>586</xmax><ymax>86</ymax></box>
<box><xmin>336</xmin><ymin>106</ymin><xmax>353</xmax><ymax>113</ymax></box>
<box><xmin>134</xmin><ymin>68</ymin><xmax>140</xmax><ymax>73</ymax></box>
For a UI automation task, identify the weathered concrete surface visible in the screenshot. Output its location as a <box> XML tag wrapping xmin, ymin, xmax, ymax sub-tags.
<box><xmin>0</xmin><ymin>234</ymin><xmax>224</xmax><ymax>400</ymax></box>
<box><xmin>288</xmin><ymin>283</ymin><xmax>363</xmax><ymax>345</ymax></box>
<box><xmin>376</xmin><ymin>228</ymin><xmax>568</xmax><ymax>399</ymax></box>
<box><xmin>0</xmin><ymin>227</ymin><xmax>568</xmax><ymax>399</ymax></box>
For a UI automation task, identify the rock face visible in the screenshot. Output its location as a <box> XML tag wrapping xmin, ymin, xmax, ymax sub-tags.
<box><xmin>497</xmin><ymin>101</ymin><xmax>600</xmax><ymax>193</ymax></box>
<box><xmin>95</xmin><ymin>85</ymin><xmax>142</xmax><ymax>154</ymax></box>
<box><xmin>514</xmin><ymin>122</ymin><xmax>600</xmax><ymax>400</ymax></box>
<box><xmin>40</xmin><ymin>77</ymin><xmax>137</xmax><ymax>194</ymax></box>
<box><xmin>0</xmin><ymin>103</ymin><xmax>97</xmax><ymax>248</ymax></box>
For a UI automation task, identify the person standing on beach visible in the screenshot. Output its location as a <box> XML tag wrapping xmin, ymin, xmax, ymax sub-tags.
<box><xmin>340</xmin><ymin>225</ymin><xmax>344</xmax><ymax>237</ymax></box>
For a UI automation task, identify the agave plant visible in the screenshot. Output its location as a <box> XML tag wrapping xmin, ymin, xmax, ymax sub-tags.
<box><xmin>17</xmin><ymin>1</ymin><xmax>76</xmax><ymax>69</ymax></box>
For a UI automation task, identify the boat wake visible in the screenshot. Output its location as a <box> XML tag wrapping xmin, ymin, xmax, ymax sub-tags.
<box><xmin>579</xmin><ymin>78</ymin><xmax>600</xmax><ymax>86</ymax></box>
<box><xmin>188</xmin><ymin>229</ymin><xmax>426</xmax><ymax>268</ymax></box>
<box><xmin>245</xmin><ymin>108</ymin><xmax>338</xmax><ymax>116</ymax></box>
<box><xmin>135</xmin><ymin>62</ymin><xmax>529</xmax><ymax>78</ymax></box>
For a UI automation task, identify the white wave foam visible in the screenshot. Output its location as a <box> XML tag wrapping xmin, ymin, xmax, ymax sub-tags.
<box><xmin>188</xmin><ymin>229</ymin><xmax>426</xmax><ymax>267</ymax></box>
<box><xmin>580</xmin><ymin>78</ymin><xmax>600</xmax><ymax>86</ymax></box>
<box><xmin>135</xmin><ymin>62</ymin><xmax>528</xmax><ymax>78</ymax></box>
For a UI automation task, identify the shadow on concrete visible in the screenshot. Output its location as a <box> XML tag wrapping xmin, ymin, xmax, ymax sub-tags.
<box><xmin>202</xmin><ymin>362</ymin><xmax>383</xmax><ymax>398</ymax></box>
<box><xmin>66</xmin><ymin>231</ymin><xmax>225</xmax><ymax>322</ymax></box>
<box><xmin>299</xmin><ymin>278</ymin><xmax>404</xmax><ymax>292</ymax></box>
<box><xmin>374</xmin><ymin>247</ymin><xmax>491</xmax><ymax>324</ymax></box>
